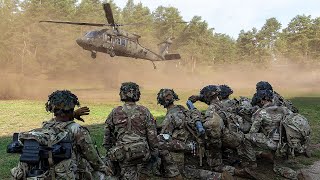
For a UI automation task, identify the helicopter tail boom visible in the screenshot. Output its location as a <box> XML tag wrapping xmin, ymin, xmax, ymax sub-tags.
<box><xmin>164</xmin><ymin>54</ymin><xmax>181</xmax><ymax>60</ymax></box>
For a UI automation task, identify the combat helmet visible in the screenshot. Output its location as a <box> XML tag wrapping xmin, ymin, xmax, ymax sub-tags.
<box><xmin>251</xmin><ymin>90</ymin><xmax>273</xmax><ymax>107</ymax></box>
<box><xmin>256</xmin><ymin>81</ymin><xmax>273</xmax><ymax>91</ymax></box>
<box><xmin>219</xmin><ymin>85</ymin><xmax>233</xmax><ymax>100</ymax></box>
<box><xmin>157</xmin><ymin>89</ymin><xmax>179</xmax><ymax>108</ymax></box>
<box><xmin>199</xmin><ymin>85</ymin><xmax>221</xmax><ymax>105</ymax></box>
<box><xmin>119</xmin><ymin>82</ymin><xmax>141</xmax><ymax>102</ymax></box>
<box><xmin>45</xmin><ymin>90</ymin><xmax>80</xmax><ymax>116</ymax></box>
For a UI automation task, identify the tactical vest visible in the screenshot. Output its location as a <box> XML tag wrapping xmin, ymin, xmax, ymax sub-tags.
<box><xmin>12</xmin><ymin>121</ymin><xmax>75</xmax><ymax>180</ymax></box>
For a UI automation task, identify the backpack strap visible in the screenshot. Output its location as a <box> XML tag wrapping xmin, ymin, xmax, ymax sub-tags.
<box><xmin>47</xmin><ymin>139</ymin><xmax>56</xmax><ymax>180</ymax></box>
<box><xmin>122</xmin><ymin>104</ymin><xmax>136</xmax><ymax>132</ymax></box>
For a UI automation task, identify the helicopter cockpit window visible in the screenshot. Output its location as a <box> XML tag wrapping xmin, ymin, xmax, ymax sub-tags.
<box><xmin>85</xmin><ymin>31</ymin><xmax>100</xmax><ymax>38</ymax></box>
<box><xmin>121</xmin><ymin>39</ymin><xmax>127</xmax><ymax>46</ymax></box>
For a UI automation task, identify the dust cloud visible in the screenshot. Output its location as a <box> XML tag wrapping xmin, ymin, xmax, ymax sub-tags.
<box><xmin>0</xmin><ymin>55</ymin><xmax>319</xmax><ymax>101</ymax></box>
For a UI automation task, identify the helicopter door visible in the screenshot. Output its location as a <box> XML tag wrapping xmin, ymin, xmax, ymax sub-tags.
<box><xmin>102</xmin><ymin>34</ymin><xmax>113</xmax><ymax>50</ymax></box>
<box><xmin>103</xmin><ymin>34</ymin><xmax>112</xmax><ymax>43</ymax></box>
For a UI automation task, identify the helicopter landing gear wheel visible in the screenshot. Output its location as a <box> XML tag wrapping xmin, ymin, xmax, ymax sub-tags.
<box><xmin>109</xmin><ymin>51</ymin><xmax>116</xmax><ymax>57</ymax></box>
<box><xmin>91</xmin><ymin>51</ymin><xmax>97</xmax><ymax>59</ymax></box>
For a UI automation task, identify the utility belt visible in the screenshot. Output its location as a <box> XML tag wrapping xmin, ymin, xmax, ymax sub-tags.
<box><xmin>108</xmin><ymin>140</ymin><xmax>150</xmax><ymax>163</ymax></box>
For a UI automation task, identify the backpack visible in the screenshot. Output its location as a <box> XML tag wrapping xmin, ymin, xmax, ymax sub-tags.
<box><xmin>14</xmin><ymin>121</ymin><xmax>74</xmax><ymax>179</ymax></box>
<box><xmin>281</xmin><ymin>113</ymin><xmax>311</xmax><ymax>157</ymax></box>
<box><xmin>107</xmin><ymin>105</ymin><xmax>151</xmax><ymax>163</ymax></box>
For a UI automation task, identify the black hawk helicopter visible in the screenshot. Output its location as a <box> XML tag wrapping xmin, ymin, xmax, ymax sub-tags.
<box><xmin>40</xmin><ymin>3</ymin><xmax>182</xmax><ymax>69</ymax></box>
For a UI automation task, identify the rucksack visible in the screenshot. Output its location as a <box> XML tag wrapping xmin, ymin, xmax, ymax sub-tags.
<box><xmin>107</xmin><ymin>105</ymin><xmax>151</xmax><ymax>163</ymax></box>
<box><xmin>12</xmin><ymin>121</ymin><xmax>73</xmax><ymax>179</ymax></box>
<box><xmin>281</xmin><ymin>113</ymin><xmax>311</xmax><ymax>157</ymax></box>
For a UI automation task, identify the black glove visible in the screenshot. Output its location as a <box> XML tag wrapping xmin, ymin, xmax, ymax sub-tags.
<box><xmin>73</xmin><ymin>106</ymin><xmax>90</xmax><ymax>122</ymax></box>
<box><xmin>188</xmin><ymin>95</ymin><xmax>200</xmax><ymax>103</ymax></box>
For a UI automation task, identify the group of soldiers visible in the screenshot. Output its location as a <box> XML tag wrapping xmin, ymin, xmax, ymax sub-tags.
<box><xmin>9</xmin><ymin>81</ymin><xmax>311</xmax><ymax>180</ymax></box>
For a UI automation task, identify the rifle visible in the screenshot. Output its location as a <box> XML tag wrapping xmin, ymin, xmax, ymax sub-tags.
<box><xmin>186</xmin><ymin>100</ymin><xmax>205</xmax><ymax>135</ymax></box>
<box><xmin>184</xmin><ymin>122</ymin><xmax>204</xmax><ymax>166</ymax></box>
<box><xmin>185</xmin><ymin>100</ymin><xmax>205</xmax><ymax>166</ymax></box>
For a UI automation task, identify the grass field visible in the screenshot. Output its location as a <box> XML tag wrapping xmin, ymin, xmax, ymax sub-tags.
<box><xmin>0</xmin><ymin>91</ymin><xmax>319</xmax><ymax>179</ymax></box>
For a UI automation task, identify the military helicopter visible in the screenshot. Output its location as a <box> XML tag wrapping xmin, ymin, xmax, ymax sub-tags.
<box><xmin>40</xmin><ymin>3</ymin><xmax>182</xmax><ymax>69</ymax></box>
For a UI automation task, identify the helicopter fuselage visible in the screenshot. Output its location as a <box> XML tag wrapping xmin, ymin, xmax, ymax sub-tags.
<box><xmin>76</xmin><ymin>28</ymin><xmax>164</xmax><ymax>61</ymax></box>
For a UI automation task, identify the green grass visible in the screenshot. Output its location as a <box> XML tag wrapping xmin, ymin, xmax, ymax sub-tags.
<box><xmin>0</xmin><ymin>93</ymin><xmax>319</xmax><ymax>179</ymax></box>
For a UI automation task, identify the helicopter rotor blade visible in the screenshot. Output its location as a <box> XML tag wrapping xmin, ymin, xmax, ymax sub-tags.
<box><xmin>117</xmin><ymin>23</ymin><xmax>148</xmax><ymax>26</ymax></box>
<box><xmin>39</xmin><ymin>20</ymin><xmax>107</xmax><ymax>27</ymax></box>
<box><xmin>103</xmin><ymin>3</ymin><xmax>115</xmax><ymax>26</ymax></box>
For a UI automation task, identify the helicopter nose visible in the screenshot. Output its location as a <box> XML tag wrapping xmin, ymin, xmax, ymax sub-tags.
<box><xmin>76</xmin><ymin>38</ymin><xmax>85</xmax><ymax>47</ymax></box>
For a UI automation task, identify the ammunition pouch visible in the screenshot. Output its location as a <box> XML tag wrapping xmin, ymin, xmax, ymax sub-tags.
<box><xmin>19</xmin><ymin>139</ymin><xmax>72</xmax><ymax>165</ymax></box>
<box><xmin>108</xmin><ymin>141</ymin><xmax>150</xmax><ymax>163</ymax></box>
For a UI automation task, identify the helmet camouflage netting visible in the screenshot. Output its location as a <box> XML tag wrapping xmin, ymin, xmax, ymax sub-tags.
<box><xmin>251</xmin><ymin>90</ymin><xmax>274</xmax><ymax>106</ymax></box>
<box><xmin>157</xmin><ymin>89</ymin><xmax>179</xmax><ymax>107</ymax></box>
<box><xmin>45</xmin><ymin>90</ymin><xmax>80</xmax><ymax>113</ymax></box>
<box><xmin>219</xmin><ymin>84</ymin><xmax>233</xmax><ymax>99</ymax></box>
<box><xmin>199</xmin><ymin>85</ymin><xmax>221</xmax><ymax>104</ymax></box>
<box><xmin>119</xmin><ymin>82</ymin><xmax>141</xmax><ymax>102</ymax></box>
<box><xmin>256</xmin><ymin>81</ymin><xmax>273</xmax><ymax>91</ymax></box>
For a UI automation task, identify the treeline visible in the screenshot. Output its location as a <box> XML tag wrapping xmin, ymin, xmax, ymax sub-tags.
<box><xmin>1</xmin><ymin>0</ymin><xmax>320</xmax><ymax>76</ymax></box>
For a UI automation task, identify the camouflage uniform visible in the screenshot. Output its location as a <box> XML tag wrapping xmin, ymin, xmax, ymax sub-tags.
<box><xmin>246</xmin><ymin>90</ymin><xmax>299</xmax><ymax>179</ymax></box>
<box><xmin>104</xmin><ymin>102</ymin><xmax>159</xmax><ymax>180</ymax></box>
<box><xmin>44</xmin><ymin>119</ymin><xmax>110</xmax><ymax>179</ymax></box>
<box><xmin>219</xmin><ymin>85</ymin><xmax>253</xmax><ymax>133</ymax></box>
<box><xmin>104</xmin><ymin>82</ymin><xmax>159</xmax><ymax>180</ymax></box>
<box><xmin>204</xmin><ymin>99</ymin><xmax>256</xmax><ymax>173</ymax></box>
<box><xmin>11</xmin><ymin>90</ymin><xmax>110</xmax><ymax>180</ymax></box>
<box><xmin>190</xmin><ymin>85</ymin><xmax>256</xmax><ymax>176</ymax></box>
<box><xmin>158</xmin><ymin>89</ymin><xmax>224</xmax><ymax>180</ymax></box>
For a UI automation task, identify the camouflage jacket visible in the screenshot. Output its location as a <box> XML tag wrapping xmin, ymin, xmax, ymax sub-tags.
<box><xmin>42</xmin><ymin>119</ymin><xmax>109</xmax><ymax>174</ymax></box>
<box><xmin>103</xmin><ymin>102</ymin><xmax>158</xmax><ymax>151</ymax></box>
<box><xmin>161</xmin><ymin>105</ymin><xmax>189</xmax><ymax>142</ymax></box>
<box><xmin>250</xmin><ymin>104</ymin><xmax>292</xmax><ymax>136</ymax></box>
<box><xmin>203</xmin><ymin>99</ymin><xmax>225</xmax><ymax>140</ymax></box>
<box><xmin>161</xmin><ymin>105</ymin><xmax>201</xmax><ymax>141</ymax></box>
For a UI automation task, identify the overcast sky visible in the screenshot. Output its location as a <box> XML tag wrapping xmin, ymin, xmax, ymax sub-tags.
<box><xmin>115</xmin><ymin>0</ymin><xmax>320</xmax><ymax>39</ymax></box>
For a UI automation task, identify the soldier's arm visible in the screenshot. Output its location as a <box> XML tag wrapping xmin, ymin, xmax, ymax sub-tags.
<box><xmin>160</xmin><ymin>114</ymin><xmax>175</xmax><ymax>135</ymax></box>
<box><xmin>249</xmin><ymin>111</ymin><xmax>263</xmax><ymax>133</ymax></box>
<box><xmin>145</xmin><ymin>110</ymin><xmax>159</xmax><ymax>151</ymax></box>
<box><xmin>204</xmin><ymin>105</ymin><xmax>216</xmax><ymax>121</ymax></box>
<box><xmin>75</xmin><ymin>127</ymin><xmax>113</xmax><ymax>175</ymax></box>
<box><xmin>103</xmin><ymin>110</ymin><xmax>114</xmax><ymax>151</ymax></box>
